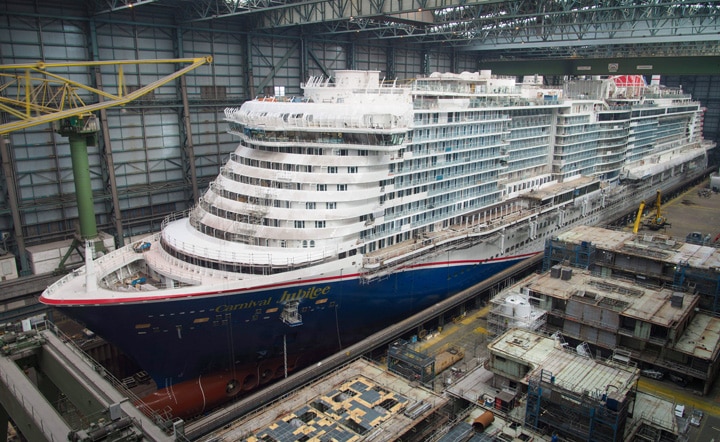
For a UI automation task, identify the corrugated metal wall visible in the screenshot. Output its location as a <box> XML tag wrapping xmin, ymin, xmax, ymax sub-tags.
<box><xmin>0</xmin><ymin>2</ymin><xmax>478</xmax><ymax>275</ymax></box>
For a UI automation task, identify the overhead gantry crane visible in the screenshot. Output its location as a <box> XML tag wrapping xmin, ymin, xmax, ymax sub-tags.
<box><xmin>0</xmin><ymin>57</ymin><xmax>212</xmax><ymax>272</ymax></box>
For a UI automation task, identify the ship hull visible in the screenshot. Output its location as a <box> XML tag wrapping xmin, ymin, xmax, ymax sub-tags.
<box><xmin>52</xmin><ymin>256</ymin><xmax>525</xmax><ymax>388</ymax></box>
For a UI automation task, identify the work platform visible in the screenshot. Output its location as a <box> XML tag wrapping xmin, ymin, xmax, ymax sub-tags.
<box><xmin>214</xmin><ymin>359</ymin><xmax>446</xmax><ymax>441</ymax></box>
<box><xmin>0</xmin><ymin>322</ymin><xmax>176</xmax><ymax>442</ymax></box>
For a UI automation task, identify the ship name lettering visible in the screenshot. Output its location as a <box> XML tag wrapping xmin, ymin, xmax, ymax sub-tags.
<box><xmin>214</xmin><ymin>297</ymin><xmax>273</xmax><ymax>312</ymax></box>
<box><xmin>279</xmin><ymin>286</ymin><xmax>331</xmax><ymax>303</ymax></box>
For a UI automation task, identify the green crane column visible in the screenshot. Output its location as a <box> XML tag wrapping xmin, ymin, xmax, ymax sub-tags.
<box><xmin>67</xmin><ymin>133</ymin><xmax>97</xmax><ymax>239</ymax></box>
<box><xmin>56</xmin><ymin>116</ymin><xmax>99</xmax><ymax>240</ymax></box>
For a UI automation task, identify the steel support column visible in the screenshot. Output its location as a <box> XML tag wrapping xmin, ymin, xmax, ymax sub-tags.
<box><xmin>422</xmin><ymin>50</ymin><xmax>430</xmax><ymax>77</ymax></box>
<box><xmin>347</xmin><ymin>41</ymin><xmax>355</xmax><ymax>70</ymax></box>
<box><xmin>95</xmin><ymin>75</ymin><xmax>124</xmax><ymax>247</ymax></box>
<box><xmin>65</xmin><ymin>133</ymin><xmax>98</xmax><ymax>240</ymax></box>
<box><xmin>300</xmin><ymin>34</ymin><xmax>308</xmax><ymax>85</ymax></box>
<box><xmin>386</xmin><ymin>45</ymin><xmax>395</xmax><ymax>80</ymax></box>
<box><xmin>0</xmin><ymin>137</ymin><xmax>28</xmax><ymax>275</ymax></box>
<box><xmin>179</xmin><ymin>75</ymin><xmax>199</xmax><ymax>203</ymax></box>
<box><xmin>89</xmin><ymin>17</ymin><xmax>124</xmax><ymax>247</ymax></box>
<box><xmin>246</xmin><ymin>34</ymin><xmax>254</xmax><ymax>99</ymax></box>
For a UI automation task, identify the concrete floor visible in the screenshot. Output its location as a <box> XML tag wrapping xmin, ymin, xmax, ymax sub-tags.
<box><xmin>633</xmin><ymin>178</ymin><xmax>720</xmax><ymax>243</ymax></box>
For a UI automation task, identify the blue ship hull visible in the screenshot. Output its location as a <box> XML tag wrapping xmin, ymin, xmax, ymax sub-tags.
<box><xmin>55</xmin><ymin>256</ymin><xmax>527</xmax><ymax>387</ymax></box>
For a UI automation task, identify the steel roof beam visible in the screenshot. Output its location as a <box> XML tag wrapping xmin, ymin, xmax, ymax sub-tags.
<box><xmin>478</xmin><ymin>41</ymin><xmax>720</xmax><ymax>61</ymax></box>
<box><xmin>179</xmin><ymin>0</ymin><xmax>499</xmax><ymax>24</ymax></box>
<box><xmin>296</xmin><ymin>0</ymin><xmax>720</xmax><ymax>54</ymax></box>
<box><xmin>34</xmin><ymin>1</ymin><xmax>720</xmax><ymax>60</ymax></box>
<box><xmin>92</xmin><ymin>0</ymin><xmax>160</xmax><ymax>15</ymax></box>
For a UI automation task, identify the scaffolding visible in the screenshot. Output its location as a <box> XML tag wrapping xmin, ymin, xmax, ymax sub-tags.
<box><xmin>542</xmin><ymin>237</ymin><xmax>596</xmax><ymax>271</ymax></box>
<box><xmin>487</xmin><ymin>289</ymin><xmax>547</xmax><ymax>337</ymax></box>
<box><xmin>673</xmin><ymin>260</ymin><xmax>720</xmax><ymax>312</ymax></box>
<box><xmin>525</xmin><ymin>368</ymin><xmax>630</xmax><ymax>442</ymax></box>
<box><xmin>279</xmin><ymin>301</ymin><xmax>302</xmax><ymax>327</ymax></box>
<box><xmin>387</xmin><ymin>339</ymin><xmax>436</xmax><ymax>384</ymax></box>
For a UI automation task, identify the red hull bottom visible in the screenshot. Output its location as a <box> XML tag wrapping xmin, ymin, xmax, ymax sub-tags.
<box><xmin>136</xmin><ymin>356</ymin><xmax>300</xmax><ymax>420</ymax></box>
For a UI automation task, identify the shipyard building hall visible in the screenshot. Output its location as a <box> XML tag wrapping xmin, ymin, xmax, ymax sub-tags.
<box><xmin>0</xmin><ymin>1</ymin><xmax>719</xmax><ymax>442</ymax></box>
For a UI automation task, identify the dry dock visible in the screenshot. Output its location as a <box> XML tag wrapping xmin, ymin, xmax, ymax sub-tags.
<box><xmin>2</xmin><ymin>178</ymin><xmax>720</xmax><ymax>441</ymax></box>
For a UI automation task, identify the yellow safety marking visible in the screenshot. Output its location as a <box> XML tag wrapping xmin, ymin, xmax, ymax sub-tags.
<box><xmin>474</xmin><ymin>326</ymin><xmax>490</xmax><ymax>335</ymax></box>
<box><xmin>413</xmin><ymin>325</ymin><xmax>461</xmax><ymax>352</ymax></box>
<box><xmin>476</xmin><ymin>304</ymin><xmax>492</xmax><ymax>318</ymax></box>
<box><xmin>459</xmin><ymin>316</ymin><xmax>475</xmax><ymax>325</ymax></box>
<box><xmin>638</xmin><ymin>378</ymin><xmax>720</xmax><ymax>417</ymax></box>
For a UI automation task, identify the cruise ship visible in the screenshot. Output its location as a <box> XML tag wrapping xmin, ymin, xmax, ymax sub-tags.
<box><xmin>40</xmin><ymin>70</ymin><xmax>712</xmax><ymax>419</ymax></box>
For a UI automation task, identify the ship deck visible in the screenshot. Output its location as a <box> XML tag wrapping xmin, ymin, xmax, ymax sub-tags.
<box><xmin>362</xmin><ymin>176</ymin><xmax>600</xmax><ymax>266</ymax></box>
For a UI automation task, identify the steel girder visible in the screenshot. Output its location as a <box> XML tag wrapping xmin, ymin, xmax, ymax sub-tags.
<box><xmin>171</xmin><ymin>1</ymin><xmax>720</xmax><ymax>45</ymax></box>
<box><xmin>85</xmin><ymin>1</ymin><xmax>720</xmax><ymax>58</ymax></box>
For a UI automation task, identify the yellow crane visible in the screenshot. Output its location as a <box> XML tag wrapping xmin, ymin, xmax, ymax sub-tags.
<box><xmin>0</xmin><ymin>57</ymin><xmax>212</xmax><ymax>134</ymax></box>
<box><xmin>632</xmin><ymin>201</ymin><xmax>645</xmax><ymax>234</ymax></box>
<box><xmin>0</xmin><ymin>57</ymin><xmax>212</xmax><ymax>271</ymax></box>
<box><xmin>647</xmin><ymin>189</ymin><xmax>668</xmax><ymax>230</ymax></box>
<box><xmin>632</xmin><ymin>190</ymin><xmax>670</xmax><ymax>233</ymax></box>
